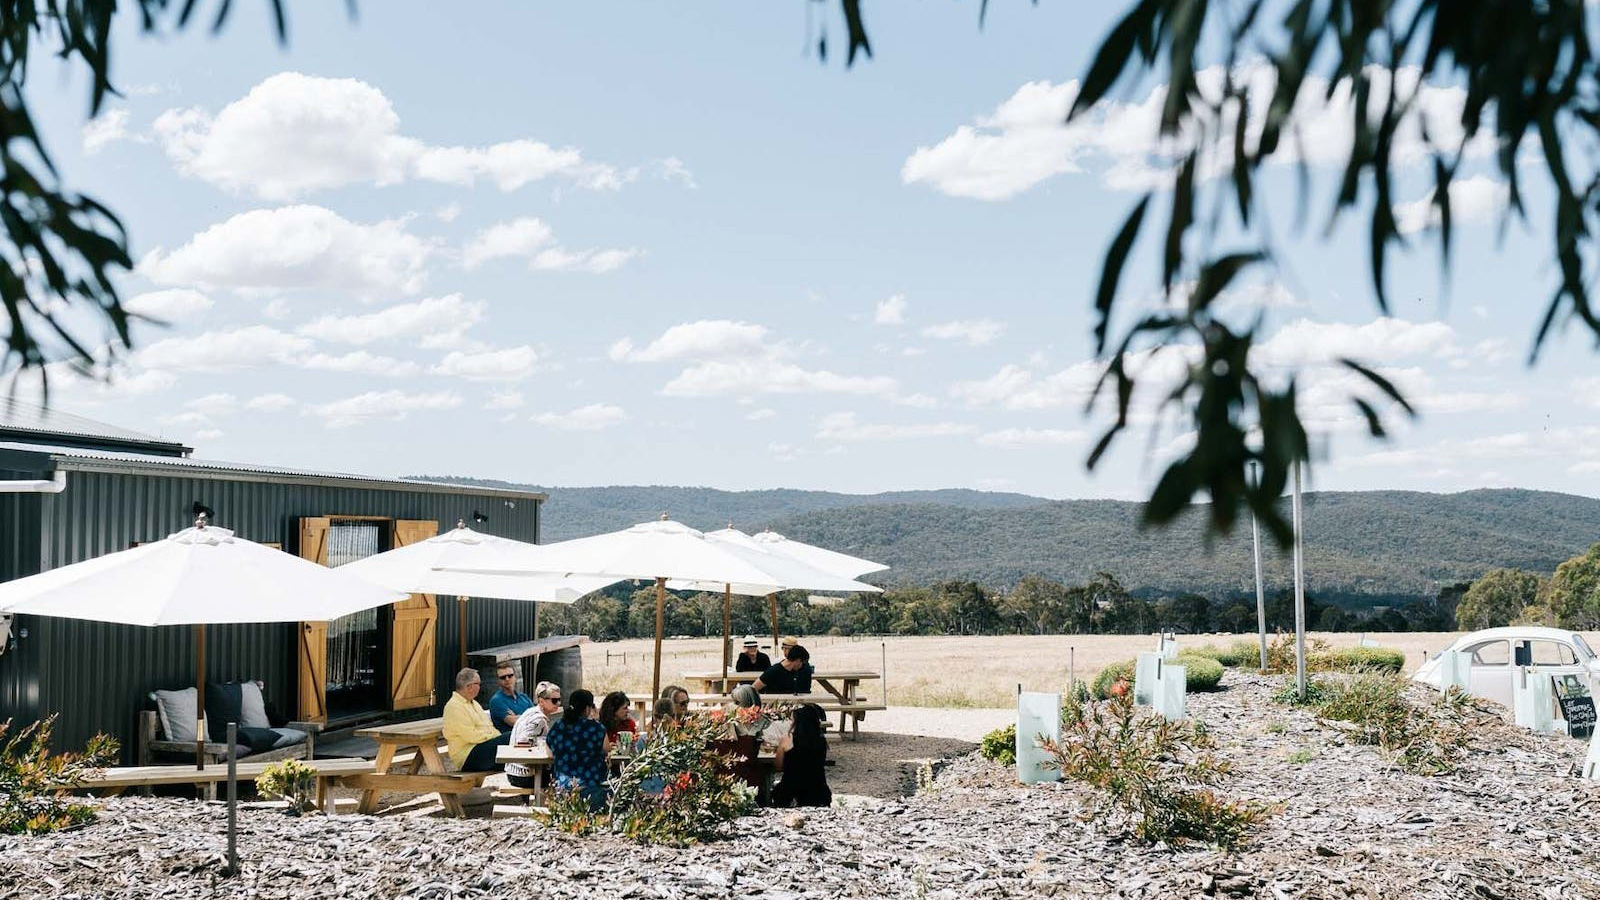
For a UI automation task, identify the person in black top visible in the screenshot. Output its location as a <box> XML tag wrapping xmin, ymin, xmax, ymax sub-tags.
<box><xmin>772</xmin><ymin>702</ymin><xmax>830</xmax><ymax>807</ymax></box>
<box><xmin>734</xmin><ymin>637</ymin><xmax>771</xmax><ymax>673</ymax></box>
<box><xmin>753</xmin><ymin>644</ymin><xmax>813</xmax><ymax>695</ymax></box>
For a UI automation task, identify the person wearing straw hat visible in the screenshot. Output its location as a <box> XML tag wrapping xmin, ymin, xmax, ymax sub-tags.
<box><xmin>735</xmin><ymin>637</ymin><xmax>771</xmax><ymax>673</ymax></box>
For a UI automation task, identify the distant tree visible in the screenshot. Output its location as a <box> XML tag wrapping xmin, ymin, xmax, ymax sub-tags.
<box><xmin>1155</xmin><ymin>593</ymin><xmax>1211</xmax><ymax>634</ymax></box>
<box><xmin>1456</xmin><ymin>568</ymin><xmax>1543</xmax><ymax>631</ymax></box>
<box><xmin>1545</xmin><ymin>544</ymin><xmax>1600</xmax><ymax>630</ymax></box>
<box><xmin>1263</xmin><ymin>589</ymin><xmax>1326</xmax><ymax>634</ymax></box>
<box><xmin>1216</xmin><ymin>601</ymin><xmax>1257</xmax><ymax>634</ymax></box>
<box><xmin>1316</xmin><ymin>607</ymin><xmax>1352</xmax><ymax>632</ymax></box>
<box><xmin>1433</xmin><ymin>582</ymin><xmax>1473</xmax><ymax>630</ymax></box>
<box><xmin>1002</xmin><ymin>576</ymin><xmax>1071</xmax><ymax>634</ymax></box>
<box><xmin>941</xmin><ymin>580</ymin><xmax>1000</xmax><ymax>635</ymax></box>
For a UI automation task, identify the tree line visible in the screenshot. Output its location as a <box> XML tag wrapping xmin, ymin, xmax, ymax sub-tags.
<box><xmin>1453</xmin><ymin>541</ymin><xmax>1600</xmax><ymax>632</ymax></box>
<box><xmin>537</xmin><ymin>570</ymin><xmax>1478</xmax><ymax>642</ymax></box>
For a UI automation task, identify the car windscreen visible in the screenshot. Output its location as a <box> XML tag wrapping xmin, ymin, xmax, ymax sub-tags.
<box><xmin>1574</xmin><ymin>634</ymin><xmax>1596</xmax><ymax>661</ymax></box>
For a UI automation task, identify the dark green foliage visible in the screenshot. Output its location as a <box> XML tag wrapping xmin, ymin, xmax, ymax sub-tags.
<box><xmin>1188</xmin><ymin>641</ymin><xmax>1258</xmax><ymax>668</ymax></box>
<box><xmin>1455</xmin><ymin>568</ymin><xmax>1544</xmax><ymax>630</ymax></box>
<box><xmin>1546</xmin><ymin>542</ymin><xmax>1600</xmax><ymax>630</ymax></box>
<box><xmin>979</xmin><ymin>723</ymin><xmax>1016</xmax><ymax>766</ymax></box>
<box><xmin>1308</xmin><ymin>647</ymin><xmax>1406</xmax><ymax>674</ymax></box>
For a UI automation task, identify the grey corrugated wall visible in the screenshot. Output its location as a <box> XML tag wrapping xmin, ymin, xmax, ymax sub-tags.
<box><xmin>0</xmin><ymin>469</ymin><xmax>541</xmax><ymax>761</ymax></box>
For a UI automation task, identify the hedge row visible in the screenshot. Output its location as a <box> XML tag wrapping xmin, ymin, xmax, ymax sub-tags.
<box><xmin>1091</xmin><ymin>654</ymin><xmax>1226</xmax><ymax>699</ymax></box>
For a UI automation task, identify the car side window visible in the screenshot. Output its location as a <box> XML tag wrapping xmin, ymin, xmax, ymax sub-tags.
<box><xmin>1470</xmin><ymin>641</ymin><xmax>1509</xmax><ymax>666</ymax></box>
<box><xmin>1529</xmin><ymin>641</ymin><xmax>1578</xmax><ymax>666</ymax></box>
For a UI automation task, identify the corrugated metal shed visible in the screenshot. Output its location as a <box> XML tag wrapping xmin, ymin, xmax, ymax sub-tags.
<box><xmin>0</xmin><ymin>440</ymin><xmax>548</xmax><ymax>761</ymax></box>
<box><xmin>0</xmin><ymin>400</ymin><xmax>192</xmax><ymax>456</ymax></box>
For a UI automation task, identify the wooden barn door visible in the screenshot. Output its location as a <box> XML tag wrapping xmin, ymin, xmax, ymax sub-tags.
<box><xmin>388</xmin><ymin>519</ymin><xmax>440</xmax><ymax>710</ymax></box>
<box><xmin>297</xmin><ymin>517</ymin><xmax>332</xmax><ymax>723</ymax></box>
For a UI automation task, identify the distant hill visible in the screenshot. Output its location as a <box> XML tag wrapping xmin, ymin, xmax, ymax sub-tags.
<box><xmin>410</xmin><ymin>479</ymin><xmax>1600</xmax><ymax>603</ymax></box>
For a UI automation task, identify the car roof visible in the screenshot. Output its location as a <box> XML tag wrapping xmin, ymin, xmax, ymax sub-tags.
<box><xmin>1449</xmin><ymin>626</ymin><xmax>1580</xmax><ymax>645</ymax></box>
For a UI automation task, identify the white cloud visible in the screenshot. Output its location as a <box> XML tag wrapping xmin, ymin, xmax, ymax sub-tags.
<box><xmin>140</xmin><ymin>205</ymin><xmax>432</xmax><ymax>295</ymax></box>
<box><xmin>486</xmin><ymin>390</ymin><xmax>524</xmax><ymax>410</ymax></box>
<box><xmin>816</xmin><ymin>412</ymin><xmax>974</xmax><ymax>442</ymax></box>
<box><xmin>82</xmin><ymin>109</ymin><xmax>136</xmax><ymax>155</ymax></box>
<box><xmin>38</xmin><ymin>367</ymin><xmax>178</xmax><ymax>402</ymax></box>
<box><xmin>462</xmin><ymin>218</ymin><xmax>554</xmax><ymax>267</ymax></box>
<box><xmin>904</xmin><ymin>64</ymin><xmax>1491</xmax><ymax>200</ymax></box>
<box><xmin>921</xmin><ymin>318</ymin><xmax>1006</xmax><ymax>346</ymax></box>
<box><xmin>952</xmin><ymin>361</ymin><xmax>1102</xmax><ymax>410</ymax></box>
<box><xmin>654</xmin><ymin>157</ymin><xmax>697</xmax><ymax>188</ymax></box>
<box><xmin>531</xmin><ymin>403</ymin><xmax>628</xmax><ymax>431</ymax></box>
<box><xmin>1394</xmin><ymin>174</ymin><xmax>1509</xmax><ymax>235</ymax></box>
<box><xmin>300</xmin><ymin>351</ymin><xmax>421</xmax><ymax>376</ymax></box>
<box><xmin>245</xmin><ymin>393</ymin><xmax>297</xmax><ymax>412</ymax></box>
<box><xmin>138</xmin><ymin>325</ymin><xmax>311</xmax><ymax>371</ymax></box>
<box><xmin>153</xmin><ymin>73</ymin><xmax>627</xmax><ymax>199</ymax></box>
<box><xmin>976</xmin><ymin>427</ymin><xmax>1085</xmax><ymax>449</ymax></box>
<box><xmin>1254</xmin><ymin>317</ymin><xmax>1459</xmax><ymax>367</ymax></box>
<box><xmin>746</xmin><ymin>408</ymin><xmax>776</xmax><ymax>421</ymax></box>
<box><xmin>530</xmin><ymin>246</ymin><xmax>638</xmax><ymax>273</ymax></box>
<box><xmin>431</xmin><ymin>346</ymin><xmax>539</xmax><ymax>381</ymax></box>
<box><xmin>435</xmin><ymin>203</ymin><xmax>462</xmax><ymax>223</ymax></box>
<box><xmin>874</xmin><ymin>294</ymin><xmax>908</xmax><ymax>325</ymax></box>
<box><xmin>194</xmin><ymin>429</ymin><xmax>225</xmax><ymax>441</ymax></box>
<box><xmin>298</xmin><ymin>294</ymin><xmax>485</xmax><ymax>348</ymax></box>
<box><xmin>125</xmin><ymin>288</ymin><xmax>214</xmax><ymax>322</ymax></box>
<box><xmin>308</xmin><ymin>389</ymin><xmax>462</xmax><ymax>428</ymax></box>
<box><xmin>611</xmin><ymin>320</ymin><xmax>772</xmax><ymax>363</ymax></box>
<box><xmin>665</xmin><ymin>360</ymin><xmax>899</xmax><ymax>400</ymax></box>
<box><xmin>184</xmin><ymin>393</ymin><xmax>238</xmax><ymax>416</ymax></box>
<box><xmin>262</xmin><ymin>298</ymin><xmax>292</xmax><ymax>320</ymax></box>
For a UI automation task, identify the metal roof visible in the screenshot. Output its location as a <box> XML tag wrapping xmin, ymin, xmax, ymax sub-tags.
<box><xmin>0</xmin><ymin>440</ymin><xmax>547</xmax><ymax>500</ymax></box>
<box><xmin>0</xmin><ymin>400</ymin><xmax>192</xmax><ymax>456</ymax></box>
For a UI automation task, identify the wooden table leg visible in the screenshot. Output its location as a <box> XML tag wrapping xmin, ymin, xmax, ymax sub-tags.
<box><xmin>416</xmin><ymin>742</ymin><xmax>465</xmax><ymax>818</ymax></box>
<box><xmin>358</xmin><ymin>742</ymin><xmax>397</xmax><ymax>815</ymax></box>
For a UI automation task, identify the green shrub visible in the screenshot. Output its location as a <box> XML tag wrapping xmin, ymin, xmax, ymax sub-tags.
<box><xmin>0</xmin><ymin>715</ymin><xmax>118</xmax><ymax>835</ymax></box>
<box><xmin>1187</xmin><ymin>641</ymin><xmax>1259</xmax><ymax>668</ymax></box>
<box><xmin>1092</xmin><ymin>654</ymin><xmax>1224</xmax><ymax>699</ymax></box>
<box><xmin>544</xmin><ymin>712</ymin><xmax>757</xmax><ymax>845</ymax></box>
<box><xmin>257</xmin><ymin>758</ymin><xmax>317</xmax><ymax>815</ymax></box>
<box><xmin>980</xmin><ymin>724</ymin><xmax>1016</xmax><ymax>766</ymax></box>
<box><xmin>1042</xmin><ymin>693</ymin><xmax>1273</xmax><ymax>848</ymax></box>
<box><xmin>1275</xmin><ymin>672</ymin><xmax>1470</xmax><ymax>774</ymax></box>
<box><xmin>1308</xmin><ymin>647</ymin><xmax>1406</xmax><ymax>673</ymax></box>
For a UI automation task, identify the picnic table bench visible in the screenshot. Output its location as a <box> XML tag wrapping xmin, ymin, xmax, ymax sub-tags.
<box><xmin>340</xmin><ymin>717</ymin><xmax>489</xmax><ymax>817</ymax></box>
<box><xmin>682</xmin><ymin>670</ymin><xmax>886</xmax><ymax>737</ymax></box>
<box><xmin>61</xmin><ymin>757</ymin><xmax>373</xmax><ymax>810</ymax></box>
<box><xmin>496</xmin><ymin>743</ymin><xmax>776</xmax><ymax>806</ymax></box>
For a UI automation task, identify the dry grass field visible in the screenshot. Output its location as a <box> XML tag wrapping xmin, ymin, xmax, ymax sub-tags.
<box><xmin>575</xmin><ymin>630</ymin><xmax>1594</xmax><ymax>708</ymax></box>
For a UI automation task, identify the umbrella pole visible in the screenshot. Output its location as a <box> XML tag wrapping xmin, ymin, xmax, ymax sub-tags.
<box><xmin>769</xmin><ymin>593</ymin><xmax>779</xmax><ymax>658</ymax></box>
<box><xmin>652</xmin><ymin>577</ymin><xmax>666</xmax><ymax>702</ymax></box>
<box><xmin>721</xmin><ymin>584</ymin><xmax>731</xmax><ymax>679</ymax></box>
<box><xmin>458</xmin><ymin>595</ymin><xmax>468</xmax><ymax>671</ymax></box>
<box><xmin>195</xmin><ymin>623</ymin><xmax>206</xmax><ymax>770</ymax></box>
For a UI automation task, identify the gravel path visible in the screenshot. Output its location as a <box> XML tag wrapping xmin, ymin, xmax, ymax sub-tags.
<box><xmin>5</xmin><ymin>676</ymin><xmax>1598</xmax><ymax>899</ymax></box>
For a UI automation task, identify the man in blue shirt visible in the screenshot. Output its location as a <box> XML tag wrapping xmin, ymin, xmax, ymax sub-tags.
<box><xmin>488</xmin><ymin>663</ymin><xmax>534</xmax><ymax>733</ymax></box>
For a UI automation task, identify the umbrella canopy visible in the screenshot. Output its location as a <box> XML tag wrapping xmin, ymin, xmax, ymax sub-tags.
<box><xmin>0</xmin><ymin>523</ymin><xmax>406</xmax><ymax>625</ymax></box>
<box><xmin>337</xmin><ymin>522</ymin><xmax>620</xmax><ymax>669</ymax></box>
<box><xmin>746</xmin><ymin>529</ymin><xmax>888</xmax><ymax>580</ymax></box>
<box><xmin>665</xmin><ymin>528</ymin><xmax>884</xmax><ymax>594</ymax></box>
<box><xmin>444</xmin><ymin>517</ymin><xmax>881</xmax><ymax>698</ymax></box>
<box><xmin>338</xmin><ymin>523</ymin><xmax>618</xmax><ymax>602</ymax></box>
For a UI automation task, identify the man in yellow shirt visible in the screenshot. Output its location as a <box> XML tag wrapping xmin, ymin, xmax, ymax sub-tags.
<box><xmin>444</xmin><ymin>668</ymin><xmax>509</xmax><ymax>772</ymax></box>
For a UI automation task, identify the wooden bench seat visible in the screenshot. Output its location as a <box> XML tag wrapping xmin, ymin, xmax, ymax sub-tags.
<box><xmin>62</xmin><ymin>757</ymin><xmax>374</xmax><ymax>810</ymax></box>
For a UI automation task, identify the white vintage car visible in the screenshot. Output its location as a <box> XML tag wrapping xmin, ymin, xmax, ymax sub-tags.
<box><xmin>1413</xmin><ymin>626</ymin><xmax>1600</xmax><ymax>708</ymax></box>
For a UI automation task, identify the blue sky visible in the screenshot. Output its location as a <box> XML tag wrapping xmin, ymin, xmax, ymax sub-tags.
<box><xmin>11</xmin><ymin>2</ymin><xmax>1598</xmax><ymax>501</ymax></box>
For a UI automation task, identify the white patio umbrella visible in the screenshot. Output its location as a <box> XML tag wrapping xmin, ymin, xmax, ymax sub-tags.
<box><xmin>0</xmin><ymin>517</ymin><xmax>407</xmax><ymax>767</ymax></box>
<box><xmin>336</xmin><ymin>522</ymin><xmax>620</xmax><ymax>669</ymax></box>
<box><xmin>665</xmin><ymin>527</ymin><xmax>887</xmax><ymax>676</ymax></box>
<box><xmin>443</xmin><ymin>516</ymin><xmax>880</xmax><ymax>699</ymax></box>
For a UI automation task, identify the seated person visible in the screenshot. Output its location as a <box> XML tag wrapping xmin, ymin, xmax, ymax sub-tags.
<box><xmin>506</xmin><ymin>681</ymin><xmax>562</xmax><ymax>789</ymax></box>
<box><xmin>444</xmin><ymin>668</ymin><xmax>510</xmax><ymax>772</ymax></box>
<box><xmin>772</xmin><ymin>703</ymin><xmax>831</xmax><ymax>808</ymax></box>
<box><xmin>600</xmin><ymin>691</ymin><xmax>638</xmax><ymax>745</ymax></box>
<box><xmin>730</xmin><ymin>684</ymin><xmax>760</xmax><ymax>710</ymax></box>
<box><xmin>651</xmin><ymin>696</ymin><xmax>678</xmax><ymax>727</ymax></box>
<box><xmin>546</xmin><ymin>689</ymin><xmax>608</xmax><ymax>810</ymax></box>
<box><xmin>657</xmin><ymin>684</ymin><xmax>691</xmax><ymax>725</ymax></box>
<box><xmin>735</xmin><ymin>637</ymin><xmax>771</xmax><ymax>673</ymax></box>
<box><xmin>487</xmin><ymin>663</ymin><xmax>533</xmax><ymax>733</ymax></box>
<box><xmin>753</xmin><ymin>644</ymin><xmax>814</xmax><ymax>695</ymax></box>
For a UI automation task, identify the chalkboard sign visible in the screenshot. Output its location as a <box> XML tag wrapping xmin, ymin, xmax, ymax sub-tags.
<box><xmin>1553</xmin><ymin>675</ymin><xmax>1596</xmax><ymax>739</ymax></box>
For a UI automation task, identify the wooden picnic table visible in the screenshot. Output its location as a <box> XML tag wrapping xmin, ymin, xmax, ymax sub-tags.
<box><xmin>345</xmin><ymin>717</ymin><xmax>488</xmax><ymax>817</ymax></box>
<box><xmin>60</xmin><ymin>757</ymin><xmax>373</xmax><ymax>811</ymax></box>
<box><xmin>497</xmin><ymin>743</ymin><xmax>776</xmax><ymax>806</ymax></box>
<box><xmin>682</xmin><ymin>670</ymin><xmax>886</xmax><ymax>737</ymax></box>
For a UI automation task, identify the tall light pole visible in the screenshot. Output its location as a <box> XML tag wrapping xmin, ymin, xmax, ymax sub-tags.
<box><xmin>1292</xmin><ymin>461</ymin><xmax>1308</xmax><ymax>699</ymax></box>
<box><xmin>1250</xmin><ymin>461</ymin><xmax>1267</xmax><ymax>672</ymax></box>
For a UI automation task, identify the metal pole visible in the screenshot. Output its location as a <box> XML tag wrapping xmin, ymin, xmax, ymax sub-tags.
<box><xmin>1292</xmin><ymin>461</ymin><xmax>1307</xmax><ymax>699</ymax></box>
<box><xmin>881</xmin><ymin>641</ymin><xmax>888</xmax><ymax>707</ymax></box>
<box><xmin>651</xmin><ymin>577</ymin><xmax>666</xmax><ymax>702</ymax></box>
<box><xmin>195</xmin><ymin>624</ymin><xmax>207</xmax><ymax>770</ymax></box>
<box><xmin>1251</xmin><ymin>461</ymin><xmax>1268</xmax><ymax>672</ymax></box>
<box><xmin>225</xmin><ymin>722</ymin><xmax>238</xmax><ymax>876</ymax></box>
<box><xmin>1069</xmin><ymin>646</ymin><xmax>1075</xmax><ymax>698</ymax></box>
